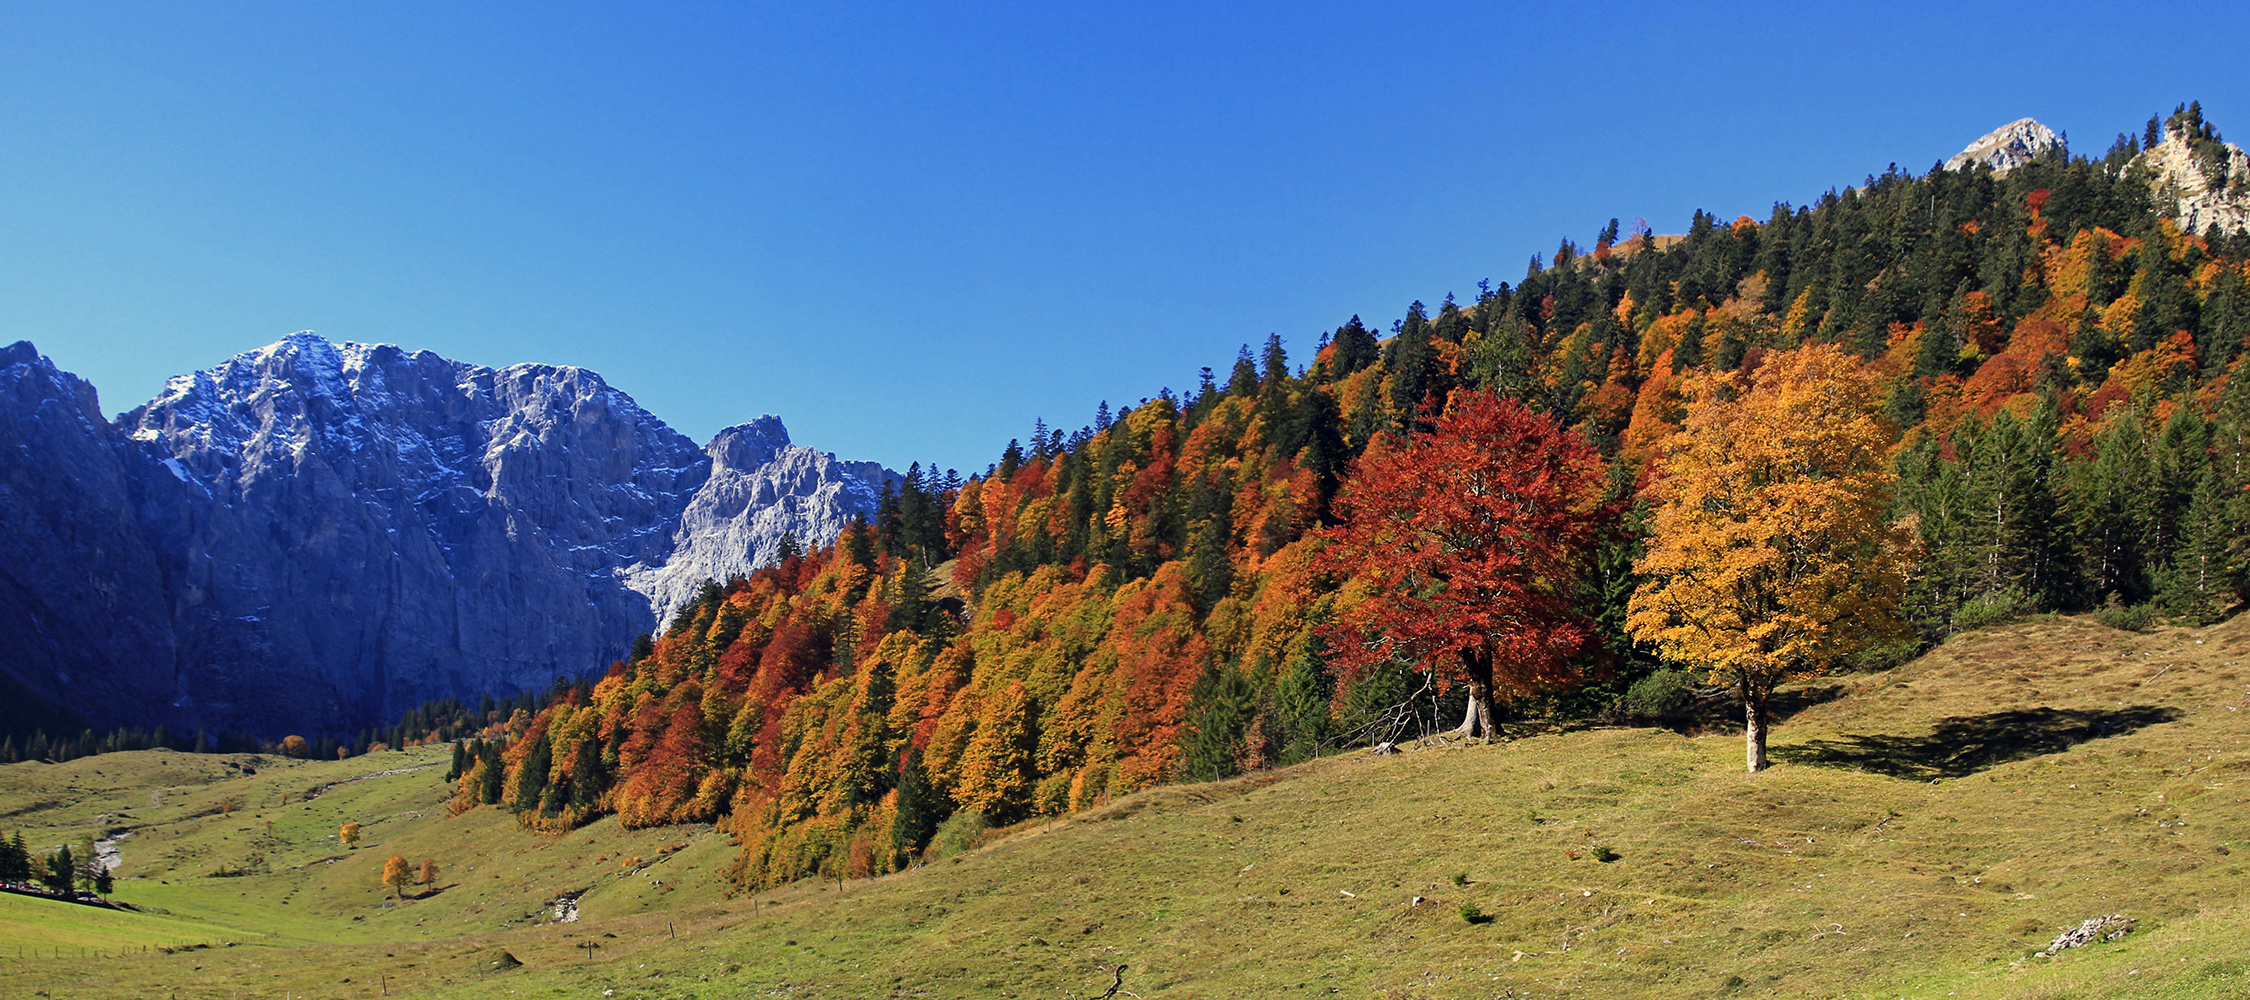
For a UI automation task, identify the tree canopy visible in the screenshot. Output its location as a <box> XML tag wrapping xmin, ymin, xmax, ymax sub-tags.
<box><xmin>1627</xmin><ymin>343</ymin><xmax>1914</xmax><ymax>770</ymax></box>
<box><xmin>1320</xmin><ymin>391</ymin><xmax>1617</xmax><ymax>737</ymax></box>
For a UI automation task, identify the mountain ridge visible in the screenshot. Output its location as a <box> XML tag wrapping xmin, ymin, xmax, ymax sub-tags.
<box><xmin>0</xmin><ymin>333</ymin><xmax>894</xmax><ymax>738</ymax></box>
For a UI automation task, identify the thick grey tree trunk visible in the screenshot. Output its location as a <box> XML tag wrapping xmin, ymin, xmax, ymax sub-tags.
<box><xmin>1743</xmin><ymin>676</ymin><xmax>1771</xmax><ymax>772</ymax></box>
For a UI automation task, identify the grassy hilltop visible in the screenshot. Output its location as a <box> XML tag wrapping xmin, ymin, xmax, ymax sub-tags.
<box><xmin>2</xmin><ymin>611</ymin><xmax>2249</xmax><ymax>998</ymax></box>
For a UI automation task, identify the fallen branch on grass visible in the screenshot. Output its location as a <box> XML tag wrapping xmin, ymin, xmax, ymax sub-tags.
<box><xmin>1088</xmin><ymin>963</ymin><xmax>1137</xmax><ymax>999</ymax></box>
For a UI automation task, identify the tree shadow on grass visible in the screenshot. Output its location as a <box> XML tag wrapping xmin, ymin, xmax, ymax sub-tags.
<box><xmin>1772</xmin><ymin>705</ymin><xmax>2180</xmax><ymax>780</ymax></box>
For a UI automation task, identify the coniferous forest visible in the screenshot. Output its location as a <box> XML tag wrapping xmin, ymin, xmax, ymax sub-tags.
<box><xmin>426</xmin><ymin>105</ymin><xmax>2250</xmax><ymax>892</ymax></box>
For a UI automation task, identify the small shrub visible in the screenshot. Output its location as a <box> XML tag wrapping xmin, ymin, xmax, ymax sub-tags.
<box><xmin>2095</xmin><ymin>597</ymin><xmax>2156</xmax><ymax>633</ymax></box>
<box><xmin>1850</xmin><ymin>636</ymin><xmax>1925</xmax><ymax>671</ymax></box>
<box><xmin>1591</xmin><ymin>843</ymin><xmax>1620</xmax><ymax>863</ymax></box>
<box><xmin>1623</xmin><ymin>668</ymin><xmax>1699</xmax><ymax>719</ymax></box>
<box><xmin>1457</xmin><ymin>902</ymin><xmax>1492</xmax><ymax>924</ymax></box>
<box><xmin>1952</xmin><ymin>588</ymin><xmax>2031</xmax><ymax>633</ymax></box>
<box><xmin>1451</xmin><ymin>872</ymin><xmax>1469</xmax><ymax>887</ymax></box>
<box><xmin>925</xmin><ymin>809</ymin><xmax>990</xmax><ymax>862</ymax></box>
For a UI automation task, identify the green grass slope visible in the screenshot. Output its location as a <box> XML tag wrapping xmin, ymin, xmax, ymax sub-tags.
<box><xmin>3</xmin><ymin>612</ymin><xmax>2249</xmax><ymax>998</ymax></box>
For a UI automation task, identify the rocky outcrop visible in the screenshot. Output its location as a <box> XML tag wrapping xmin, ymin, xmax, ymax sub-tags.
<box><xmin>2131</xmin><ymin>124</ymin><xmax>2250</xmax><ymax>234</ymax></box>
<box><xmin>625</xmin><ymin>416</ymin><xmax>891</xmax><ymax>627</ymax></box>
<box><xmin>1945</xmin><ymin>118</ymin><xmax>2064</xmax><ymax>175</ymax></box>
<box><xmin>0</xmin><ymin>334</ymin><xmax>892</xmax><ymax>737</ymax></box>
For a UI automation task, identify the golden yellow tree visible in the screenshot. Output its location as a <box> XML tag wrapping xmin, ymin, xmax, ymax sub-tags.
<box><xmin>1627</xmin><ymin>343</ymin><xmax>1915</xmax><ymax>772</ymax></box>
<box><xmin>381</xmin><ymin>855</ymin><xmax>412</xmax><ymax>898</ymax></box>
<box><xmin>418</xmin><ymin>858</ymin><xmax>437</xmax><ymax>886</ymax></box>
<box><xmin>338</xmin><ymin>822</ymin><xmax>360</xmax><ymax>849</ymax></box>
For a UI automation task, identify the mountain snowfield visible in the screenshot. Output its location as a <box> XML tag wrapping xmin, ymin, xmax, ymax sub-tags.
<box><xmin>0</xmin><ymin>333</ymin><xmax>892</xmax><ymax>737</ymax></box>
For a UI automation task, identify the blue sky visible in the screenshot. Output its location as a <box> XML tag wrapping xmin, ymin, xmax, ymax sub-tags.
<box><xmin>3</xmin><ymin>2</ymin><xmax>2246</xmax><ymax>475</ymax></box>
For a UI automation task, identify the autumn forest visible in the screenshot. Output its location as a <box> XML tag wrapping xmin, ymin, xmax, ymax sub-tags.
<box><xmin>439</xmin><ymin>105</ymin><xmax>2250</xmax><ymax>893</ymax></box>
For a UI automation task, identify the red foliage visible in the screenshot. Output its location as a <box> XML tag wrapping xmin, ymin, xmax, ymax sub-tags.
<box><xmin>1317</xmin><ymin>391</ymin><xmax>1618</xmax><ymax>733</ymax></box>
<box><xmin>1960</xmin><ymin>352</ymin><xmax>2040</xmax><ymax>416</ymax></box>
<box><xmin>614</xmin><ymin>702</ymin><xmax>712</xmax><ymax>827</ymax></box>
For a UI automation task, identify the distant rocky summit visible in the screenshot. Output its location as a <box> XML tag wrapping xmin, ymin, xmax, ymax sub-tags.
<box><xmin>0</xmin><ymin>334</ymin><xmax>891</xmax><ymax>737</ymax></box>
<box><xmin>1944</xmin><ymin>118</ymin><xmax>2064</xmax><ymax>174</ymax></box>
<box><xmin>2129</xmin><ymin>110</ymin><xmax>2250</xmax><ymax>234</ymax></box>
<box><xmin>625</xmin><ymin>415</ymin><xmax>893</xmax><ymax>628</ymax></box>
<box><xmin>1947</xmin><ymin>109</ymin><xmax>2250</xmax><ymax>233</ymax></box>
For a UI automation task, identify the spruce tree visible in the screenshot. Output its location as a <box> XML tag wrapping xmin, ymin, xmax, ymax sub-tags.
<box><xmin>1331</xmin><ymin>316</ymin><xmax>1380</xmax><ymax>376</ymax></box>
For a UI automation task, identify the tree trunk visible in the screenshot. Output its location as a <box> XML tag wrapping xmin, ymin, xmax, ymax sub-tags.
<box><xmin>1743</xmin><ymin>676</ymin><xmax>1770</xmax><ymax>773</ymax></box>
<box><xmin>1453</xmin><ymin>649</ymin><xmax>1499</xmax><ymax>739</ymax></box>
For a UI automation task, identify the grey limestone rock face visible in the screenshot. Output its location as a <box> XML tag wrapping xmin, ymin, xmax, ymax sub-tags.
<box><xmin>115</xmin><ymin>333</ymin><xmax>710</xmax><ymax>735</ymax></box>
<box><xmin>625</xmin><ymin>416</ymin><xmax>892</xmax><ymax>627</ymax></box>
<box><xmin>2130</xmin><ymin>128</ymin><xmax>2250</xmax><ymax>235</ymax></box>
<box><xmin>1945</xmin><ymin>118</ymin><xmax>2064</xmax><ymax>175</ymax></box>
<box><xmin>0</xmin><ymin>333</ymin><xmax>891</xmax><ymax>738</ymax></box>
<box><xmin>1949</xmin><ymin>114</ymin><xmax>2250</xmax><ymax>233</ymax></box>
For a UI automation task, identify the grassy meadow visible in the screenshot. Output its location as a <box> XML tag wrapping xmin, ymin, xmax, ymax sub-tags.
<box><xmin>1</xmin><ymin>611</ymin><xmax>2247</xmax><ymax>998</ymax></box>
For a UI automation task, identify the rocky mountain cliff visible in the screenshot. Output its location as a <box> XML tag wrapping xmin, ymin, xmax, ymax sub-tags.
<box><xmin>1944</xmin><ymin>117</ymin><xmax>2064</xmax><ymax>174</ymax></box>
<box><xmin>0</xmin><ymin>334</ymin><xmax>892</xmax><ymax>737</ymax></box>
<box><xmin>625</xmin><ymin>415</ymin><xmax>893</xmax><ymax>627</ymax></box>
<box><xmin>2131</xmin><ymin>117</ymin><xmax>2250</xmax><ymax>234</ymax></box>
<box><xmin>1947</xmin><ymin>111</ymin><xmax>2250</xmax><ymax>233</ymax></box>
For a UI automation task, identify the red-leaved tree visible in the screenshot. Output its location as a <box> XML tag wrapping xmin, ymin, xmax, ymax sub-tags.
<box><xmin>1318</xmin><ymin>391</ymin><xmax>1617</xmax><ymax>738</ymax></box>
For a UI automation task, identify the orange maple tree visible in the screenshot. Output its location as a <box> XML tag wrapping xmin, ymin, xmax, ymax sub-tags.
<box><xmin>381</xmin><ymin>855</ymin><xmax>412</xmax><ymax>898</ymax></box>
<box><xmin>1318</xmin><ymin>391</ymin><xmax>1617</xmax><ymax>737</ymax></box>
<box><xmin>1627</xmin><ymin>343</ymin><xmax>1915</xmax><ymax>772</ymax></box>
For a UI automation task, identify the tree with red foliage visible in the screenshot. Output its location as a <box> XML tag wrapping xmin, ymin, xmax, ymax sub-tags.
<box><xmin>1318</xmin><ymin>391</ymin><xmax>1617</xmax><ymax>738</ymax></box>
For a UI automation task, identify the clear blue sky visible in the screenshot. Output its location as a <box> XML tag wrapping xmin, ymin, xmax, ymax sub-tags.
<box><xmin>4</xmin><ymin>2</ymin><xmax>2245</xmax><ymax>475</ymax></box>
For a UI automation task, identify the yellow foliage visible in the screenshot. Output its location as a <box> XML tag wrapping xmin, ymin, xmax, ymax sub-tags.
<box><xmin>1780</xmin><ymin>288</ymin><xmax>1816</xmax><ymax>346</ymax></box>
<box><xmin>1628</xmin><ymin>343</ymin><xmax>1915</xmax><ymax>771</ymax></box>
<box><xmin>380</xmin><ymin>855</ymin><xmax>412</xmax><ymax>897</ymax></box>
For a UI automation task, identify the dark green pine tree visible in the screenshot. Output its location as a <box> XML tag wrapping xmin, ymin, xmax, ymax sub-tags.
<box><xmin>506</xmin><ymin>727</ymin><xmax>552</xmax><ymax>813</ymax></box>
<box><xmin>43</xmin><ymin>846</ymin><xmax>73</xmax><ymax>894</ymax></box>
<box><xmin>2201</xmin><ymin>264</ymin><xmax>2250</xmax><ymax>376</ymax></box>
<box><xmin>2132</xmin><ymin>238</ymin><xmax>2200</xmax><ymax>355</ymax></box>
<box><xmin>1346</xmin><ymin>360</ymin><xmax>1389</xmax><ymax>445</ymax></box>
<box><xmin>1916</xmin><ymin>282</ymin><xmax>1972</xmax><ymax>378</ymax></box>
<box><xmin>1183</xmin><ymin>516</ymin><xmax>1233</xmax><ymax>618</ymax></box>
<box><xmin>567</xmin><ymin>737</ymin><xmax>611</xmax><ymax>814</ymax></box>
<box><xmin>1178</xmin><ymin>663</ymin><xmax>1258</xmax><ymax>783</ymax></box>
<box><xmin>1226</xmin><ymin>345</ymin><xmax>1260</xmax><ymax>396</ymax></box>
<box><xmin>1330</xmin><ymin>316</ymin><xmax>1380</xmax><ymax>376</ymax></box>
<box><xmin>1896</xmin><ymin>435</ymin><xmax>1973</xmax><ymax>630</ymax></box>
<box><xmin>2158</xmin><ymin>466</ymin><xmax>2237</xmax><ymax>621</ymax></box>
<box><xmin>2066</xmin><ymin>409</ymin><xmax>2160</xmax><ymax>606</ymax></box>
<box><xmin>0</xmin><ymin>831</ymin><xmax>27</xmax><ymax>882</ymax></box>
<box><xmin>1273</xmin><ymin>626</ymin><xmax>1334</xmax><ymax>766</ymax></box>
<box><xmin>2148</xmin><ymin>404</ymin><xmax>2213</xmax><ymax>570</ymax></box>
<box><xmin>477</xmin><ymin>740</ymin><xmax>505</xmax><ymax>805</ymax></box>
<box><xmin>1961</xmin><ymin>405</ymin><xmax>2065</xmax><ymax>608</ymax></box>
<box><xmin>1383</xmin><ymin>302</ymin><xmax>1437</xmax><ymax>427</ymax></box>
